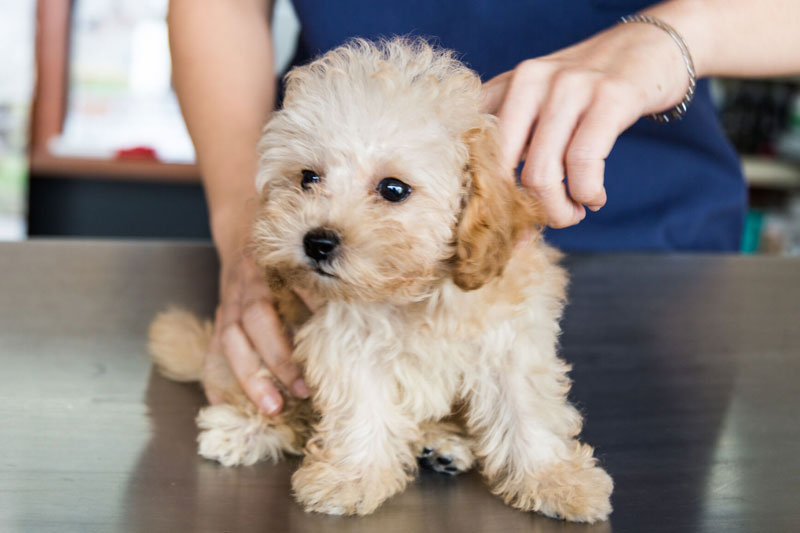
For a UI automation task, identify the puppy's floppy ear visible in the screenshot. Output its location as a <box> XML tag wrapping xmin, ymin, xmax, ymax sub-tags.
<box><xmin>452</xmin><ymin>121</ymin><xmax>544</xmax><ymax>291</ymax></box>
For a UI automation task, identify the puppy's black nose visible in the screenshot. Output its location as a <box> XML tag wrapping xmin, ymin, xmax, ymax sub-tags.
<box><xmin>303</xmin><ymin>228</ymin><xmax>340</xmax><ymax>262</ymax></box>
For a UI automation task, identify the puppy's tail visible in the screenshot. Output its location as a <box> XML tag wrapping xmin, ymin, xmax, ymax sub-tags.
<box><xmin>148</xmin><ymin>307</ymin><xmax>212</xmax><ymax>382</ymax></box>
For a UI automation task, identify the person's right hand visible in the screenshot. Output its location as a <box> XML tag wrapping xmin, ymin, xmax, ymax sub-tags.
<box><xmin>204</xmin><ymin>248</ymin><xmax>310</xmax><ymax>415</ymax></box>
<box><xmin>480</xmin><ymin>17</ymin><xmax>693</xmax><ymax>230</ymax></box>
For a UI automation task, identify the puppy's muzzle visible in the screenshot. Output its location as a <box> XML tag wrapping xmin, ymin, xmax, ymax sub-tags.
<box><xmin>303</xmin><ymin>228</ymin><xmax>340</xmax><ymax>263</ymax></box>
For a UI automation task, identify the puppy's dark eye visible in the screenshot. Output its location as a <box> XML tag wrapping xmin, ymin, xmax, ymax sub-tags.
<box><xmin>301</xmin><ymin>169</ymin><xmax>321</xmax><ymax>190</ymax></box>
<box><xmin>376</xmin><ymin>177</ymin><xmax>411</xmax><ymax>202</ymax></box>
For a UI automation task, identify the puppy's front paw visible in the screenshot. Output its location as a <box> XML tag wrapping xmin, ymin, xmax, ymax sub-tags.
<box><xmin>495</xmin><ymin>443</ymin><xmax>613</xmax><ymax>523</ymax></box>
<box><xmin>292</xmin><ymin>458</ymin><xmax>410</xmax><ymax>515</ymax></box>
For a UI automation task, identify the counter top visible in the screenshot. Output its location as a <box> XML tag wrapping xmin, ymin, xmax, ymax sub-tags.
<box><xmin>1</xmin><ymin>241</ymin><xmax>798</xmax><ymax>533</ymax></box>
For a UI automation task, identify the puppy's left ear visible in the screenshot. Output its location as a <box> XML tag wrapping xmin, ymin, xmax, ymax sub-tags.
<box><xmin>452</xmin><ymin>121</ymin><xmax>544</xmax><ymax>291</ymax></box>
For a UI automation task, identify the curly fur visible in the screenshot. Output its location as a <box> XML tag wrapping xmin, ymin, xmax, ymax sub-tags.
<box><xmin>149</xmin><ymin>37</ymin><xmax>612</xmax><ymax>523</ymax></box>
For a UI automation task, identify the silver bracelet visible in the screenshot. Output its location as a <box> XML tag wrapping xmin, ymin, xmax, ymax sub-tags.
<box><xmin>619</xmin><ymin>14</ymin><xmax>697</xmax><ymax>123</ymax></box>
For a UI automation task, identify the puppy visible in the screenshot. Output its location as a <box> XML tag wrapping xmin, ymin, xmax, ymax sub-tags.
<box><xmin>149</xmin><ymin>38</ymin><xmax>612</xmax><ymax>522</ymax></box>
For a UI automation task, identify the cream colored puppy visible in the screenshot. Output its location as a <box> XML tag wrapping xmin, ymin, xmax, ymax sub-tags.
<box><xmin>150</xmin><ymin>38</ymin><xmax>612</xmax><ymax>523</ymax></box>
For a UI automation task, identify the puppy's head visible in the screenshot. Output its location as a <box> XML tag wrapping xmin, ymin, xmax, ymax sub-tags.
<box><xmin>252</xmin><ymin>38</ymin><xmax>542</xmax><ymax>303</ymax></box>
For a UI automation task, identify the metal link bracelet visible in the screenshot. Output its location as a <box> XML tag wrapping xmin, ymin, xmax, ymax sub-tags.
<box><xmin>619</xmin><ymin>14</ymin><xmax>697</xmax><ymax>123</ymax></box>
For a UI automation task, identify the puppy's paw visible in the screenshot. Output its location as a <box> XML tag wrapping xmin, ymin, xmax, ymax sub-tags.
<box><xmin>196</xmin><ymin>404</ymin><xmax>287</xmax><ymax>467</ymax></box>
<box><xmin>414</xmin><ymin>423</ymin><xmax>475</xmax><ymax>475</ymax></box>
<box><xmin>495</xmin><ymin>443</ymin><xmax>613</xmax><ymax>523</ymax></box>
<box><xmin>532</xmin><ymin>462</ymin><xmax>613</xmax><ymax>523</ymax></box>
<box><xmin>292</xmin><ymin>458</ymin><xmax>409</xmax><ymax>515</ymax></box>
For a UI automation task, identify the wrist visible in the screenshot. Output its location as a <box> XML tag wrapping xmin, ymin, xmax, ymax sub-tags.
<box><xmin>642</xmin><ymin>0</ymin><xmax>713</xmax><ymax>79</ymax></box>
<box><xmin>619</xmin><ymin>13</ymin><xmax>697</xmax><ymax>122</ymax></box>
<box><xmin>210</xmin><ymin>200</ymin><xmax>259</xmax><ymax>265</ymax></box>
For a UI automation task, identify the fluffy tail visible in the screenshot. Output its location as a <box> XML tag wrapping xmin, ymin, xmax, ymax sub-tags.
<box><xmin>148</xmin><ymin>307</ymin><xmax>213</xmax><ymax>382</ymax></box>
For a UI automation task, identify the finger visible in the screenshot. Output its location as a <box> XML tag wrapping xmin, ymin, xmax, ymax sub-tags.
<box><xmin>496</xmin><ymin>61</ymin><xmax>550</xmax><ymax>170</ymax></box>
<box><xmin>568</xmin><ymin>158</ymin><xmax>608</xmax><ymax>212</ymax></box>
<box><xmin>480</xmin><ymin>70</ymin><xmax>512</xmax><ymax>114</ymax></box>
<box><xmin>565</xmin><ymin>149</ymin><xmax>608</xmax><ymax>213</ymax></box>
<box><xmin>241</xmin><ymin>299</ymin><xmax>309</xmax><ymax>398</ymax></box>
<box><xmin>221</xmin><ymin>323</ymin><xmax>284</xmax><ymax>415</ymax></box>
<box><xmin>524</xmin><ymin>178</ymin><xmax>585</xmax><ymax>229</ymax></box>
<box><xmin>566</xmin><ymin>83</ymin><xmax>644</xmax><ymax>211</ymax></box>
<box><xmin>521</xmin><ymin>73</ymin><xmax>593</xmax><ymax>228</ymax></box>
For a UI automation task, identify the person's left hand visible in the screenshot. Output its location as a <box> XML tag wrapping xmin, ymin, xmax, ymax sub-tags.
<box><xmin>481</xmin><ymin>18</ymin><xmax>691</xmax><ymax>228</ymax></box>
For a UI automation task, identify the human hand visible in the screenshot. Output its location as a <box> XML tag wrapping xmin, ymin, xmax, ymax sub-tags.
<box><xmin>481</xmin><ymin>17</ymin><xmax>692</xmax><ymax>228</ymax></box>
<box><xmin>205</xmin><ymin>248</ymin><xmax>310</xmax><ymax>415</ymax></box>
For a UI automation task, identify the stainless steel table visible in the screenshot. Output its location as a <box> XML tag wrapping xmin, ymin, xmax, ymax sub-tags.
<box><xmin>1</xmin><ymin>241</ymin><xmax>798</xmax><ymax>533</ymax></box>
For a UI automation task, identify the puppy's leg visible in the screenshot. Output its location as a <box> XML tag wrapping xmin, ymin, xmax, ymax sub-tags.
<box><xmin>151</xmin><ymin>291</ymin><xmax>315</xmax><ymax>467</ymax></box>
<box><xmin>414</xmin><ymin>420</ymin><xmax>475</xmax><ymax>475</ymax></box>
<box><xmin>291</xmin><ymin>347</ymin><xmax>417</xmax><ymax>515</ymax></box>
<box><xmin>467</xmin><ymin>343</ymin><xmax>612</xmax><ymax>523</ymax></box>
<box><xmin>196</xmin><ymin>383</ymin><xmax>314</xmax><ymax>467</ymax></box>
<box><xmin>292</xmin><ymin>412</ymin><xmax>417</xmax><ymax>515</ymax></box>
<box><xmin>196</xmin><ymin>360</ymin><xmax>315</xmax><ymax>466</ymax></box>
<box><xmin>196</xmin><ymin>403</ymin><xmax>312</xmax><ymax>466</ymax></box>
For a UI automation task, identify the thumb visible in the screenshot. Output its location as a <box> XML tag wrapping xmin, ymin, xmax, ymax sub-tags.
<box><xmin>480</xmin><ymin>71</ymin><xmax>511</xmax><ymax>114</ymax></box>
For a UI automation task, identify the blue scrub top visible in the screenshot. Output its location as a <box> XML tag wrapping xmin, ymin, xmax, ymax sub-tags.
<box><xmin>287</xmin><ymin>0</ymin><xmax>747</xmax><ymax>251</ymax></box>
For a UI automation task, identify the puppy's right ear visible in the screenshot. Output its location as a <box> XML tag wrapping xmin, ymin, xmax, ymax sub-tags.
<box><xmin>451</xmin><ymin>122</ymin><xmax>544</xmax><ymax>291</ymax></box>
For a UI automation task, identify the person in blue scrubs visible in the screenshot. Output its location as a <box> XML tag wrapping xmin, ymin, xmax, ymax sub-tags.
<box><xmin>287</xmin><ymin>1</ymin><xmax>745</xmax><ymax>252</ymax></box>
<box><xmin>168</xmin><ymin>0</ymin><xmax>800</xmax><ymax>411</ymax></box>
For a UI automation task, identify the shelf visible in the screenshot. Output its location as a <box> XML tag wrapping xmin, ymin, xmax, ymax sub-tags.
<box><xmin>29</xmin><ymin>1</ymin><xmax>199</xmax><ymax>186</ymax></box>
<box><xmin>742</xmin><ymin>155</ymin><xmax>800</xmax><ymax>189</ymax></box>
<box><xmin>29</xmin><ymin>152</ymin><xmax>200</xmax><ymax>183</ymax></box>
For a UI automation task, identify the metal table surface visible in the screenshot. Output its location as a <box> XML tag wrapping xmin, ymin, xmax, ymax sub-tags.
<box><xmin>1</xmin><ymin>240</ymin><xmax>798</xmax><ymax>533</ymax></box>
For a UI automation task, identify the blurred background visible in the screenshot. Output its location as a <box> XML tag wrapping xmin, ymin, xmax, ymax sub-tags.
<box><xmin>2</xmin><ymin>0</ymin><xmax>800</xmax><ymax>253</ymax></box>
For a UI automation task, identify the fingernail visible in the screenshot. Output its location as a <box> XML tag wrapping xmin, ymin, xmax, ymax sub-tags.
<box><xmin>291</xmin><ymin>378</ymin><xmax>310</xmax><ymax>399</ymax></box>
<box><xmin>261</xmin><ymin>394</ymin><xmax>280</xmax><ymax>415</ymax></box>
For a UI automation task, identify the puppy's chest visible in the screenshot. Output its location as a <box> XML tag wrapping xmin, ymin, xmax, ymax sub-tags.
<box><xmin>296</xmin><ymin>303</ymin><xmax>477</xmax><ymax>396</ymax></box>
<box><xmin>296</xmin><ymin>303</ymin><xmax>474</xmax><ymax>364</ymax></box>
<box><xmin>380</xmin><ymin>316</ymin><xmax>478</xmax><ymax>419</ymax></box>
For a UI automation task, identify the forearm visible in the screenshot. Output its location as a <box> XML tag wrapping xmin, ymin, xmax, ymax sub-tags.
<box><xmin>645</xmin><ymin>0</ymin><xmax>800</xmax><ymax>78</ymax></box>
<box><xmin>168</xmin><ymin>0</ymin><xmax>275</xmax><ymax>260</ymax></box>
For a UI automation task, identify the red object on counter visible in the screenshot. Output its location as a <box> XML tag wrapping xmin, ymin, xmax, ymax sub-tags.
<box><xmin>115</xmin><ymin>146</ymin><xmax>159</xmax><ymax>161</ymax></box>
